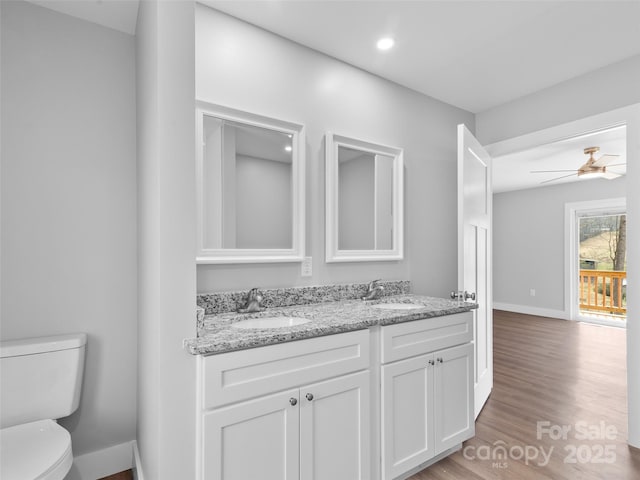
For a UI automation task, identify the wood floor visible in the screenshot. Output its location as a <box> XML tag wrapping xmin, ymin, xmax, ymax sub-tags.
<box><xmin>98</xmin><ymin>470</ymin><xmax>133</xmax><ymax>480</ymax></box>
<box><xmin>409</xmin><ymin>310</ymin><xmax>640</xmax><ymax>480</ymax></box>
<box><xmin>101</xmin><ymin>311</ymin><xmax>639</xmax><ymax>479</ymax></box>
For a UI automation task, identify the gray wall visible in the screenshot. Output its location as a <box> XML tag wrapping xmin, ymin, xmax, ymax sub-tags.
<box><xmin>1</xmin><ymin>0</ymin><xmax>137</xmax><ymax>457</ymax></box>
<box><xmin>195</xmin><ymin>5</ymin><xmax>475</xmax><ymax>296</ymax></box>
<box><xmin>476</xmin><ymin>55</ymin><xmax>640</xmax><ymax>448</ymax></box>
<box><xmin>493</xmin><ymin>178</ymin><xmax>626</xmax><ymax>311</ymax></box>
<box><xmin>477</xmin><ymin>55</ymin><xmax>640</xmax><ymax>145</ymax></box>
<box><xmin>339</xmin><ymin>154</ymin><xmax>375</xmax><ymax>250</ymax></box>
<box><xmin>235</xmin><ymin>155</ymin><xmax>292</xmax><ymax>249</ymax></box>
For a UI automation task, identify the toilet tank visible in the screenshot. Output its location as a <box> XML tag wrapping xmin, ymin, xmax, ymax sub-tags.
<box><xmin>0</xmin><ymin>333</ymin><xmax>87</xmax><ymax>428</ymax></box>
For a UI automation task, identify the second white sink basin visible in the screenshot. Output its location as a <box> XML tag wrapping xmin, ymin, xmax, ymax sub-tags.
<box><xmin>231</xmin><ymin>316</ymin><xmax>311</xmax><ymax>329</ymax></box>
<box><xmin>371</xmin><ymin>303</ymin><xmax>423</xmax><ymax>311</ymax></box>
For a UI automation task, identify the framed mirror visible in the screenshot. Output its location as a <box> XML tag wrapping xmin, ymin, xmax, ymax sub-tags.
<box><xmin>325</xmin><ymin>132</ymin><xmax>404</xmax><ymax>262</ymax></box>
<box><xmin>196</xmin><ymin>101</ymin><xmax>305</xmax><ymax>263</ymax></box>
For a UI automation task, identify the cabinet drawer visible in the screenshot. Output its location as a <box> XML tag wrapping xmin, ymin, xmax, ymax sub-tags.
<box><xmin>201</xmin><ymin>330</ymin><xmax>370</xmax><ymax>409</ymax></box>
<box><xmin>380</xmin><ymin>312</ymin><xmax>472</xmax><ymax>364</ymax></box>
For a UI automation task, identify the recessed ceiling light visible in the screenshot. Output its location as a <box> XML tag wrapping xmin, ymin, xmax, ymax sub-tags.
<box><xmin>376</xmin><ymin>37</ymin><xmax>395</xmax><ymax>51</ymax></box>
<box><xmin>285</xmin><ymin>145</ymin><xmax>292</xmax><ymax>152</ymax></box>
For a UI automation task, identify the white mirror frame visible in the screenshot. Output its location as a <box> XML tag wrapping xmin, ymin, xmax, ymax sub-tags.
<box><xmin>196</xmin><ymin>101</ymin><xmax>306</xmax><ymax>264</ymax></box>
<box><xmin>325</xmin><ymin>132</ymin><xmax>404</xmax><ymax>262</ymax></box>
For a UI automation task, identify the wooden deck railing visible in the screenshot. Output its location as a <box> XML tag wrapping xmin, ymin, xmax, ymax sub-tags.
<box><xmin>579</xmin><ymin>269</ymin><xmax>627</xmax><ymax>315</ymax></box>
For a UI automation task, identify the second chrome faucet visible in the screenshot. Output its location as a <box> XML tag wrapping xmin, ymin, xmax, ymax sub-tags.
<box><xmin>362</xmin><ymin>279</ymin><xmax>384</xmax><ymax>301</ymax></box>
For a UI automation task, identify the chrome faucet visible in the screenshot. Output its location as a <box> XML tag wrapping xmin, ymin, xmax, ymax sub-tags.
<box><xmin>237</xmin><ymin>288</ymin><xmax>265</xmax><ymax>313</ymax></box>
<box><xmin>362</xmin><ymin>279</ymin><xmax>384</xmax><ymax>301</ymax></box>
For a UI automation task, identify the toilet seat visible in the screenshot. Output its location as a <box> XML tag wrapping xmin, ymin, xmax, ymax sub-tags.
<box><xmin>0</xmin><ymin>419</ymin><xmax>73</xmax><ymax>480</ymax></box>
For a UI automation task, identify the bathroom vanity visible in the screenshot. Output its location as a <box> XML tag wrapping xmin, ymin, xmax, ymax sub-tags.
<box><xmin>187</xmin><ymin>284</ymin><xmax>476</xmax><ymax>480</ymax></box>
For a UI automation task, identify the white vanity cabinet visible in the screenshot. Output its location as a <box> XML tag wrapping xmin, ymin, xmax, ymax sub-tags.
<box><xmin>380</xmin><ymin>312</ymin><xmax>474</xmax><ymax>480</ymax></box>
<box><xmin>197</xmin><ymin>330</ymin><xmax>371</xmax><ymax>480</ymax></box>
<box><xmin>195</xmin><ymin>310</ymin><xmax>476</xmax><ymax>480</ymax></box>
<box><xmin>299</xmin><ymin>371</ymin><xmax>370</xmax><ymax>480</ymax></box>
<box><xmin>203</xmin><ymin>388</ymin><xmax>300</xmax><ymax>480</ymax></box>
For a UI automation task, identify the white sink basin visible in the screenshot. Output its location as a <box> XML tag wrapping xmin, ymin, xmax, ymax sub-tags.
<box><xmin>231</xmin><ymin>316</ymin><xmax>311</xmax><ymax>329</ymax></box>
<box><xmin>371</xmin><ymin>303</ymin><xmax>423</xmax><ymax>311</ymax></box>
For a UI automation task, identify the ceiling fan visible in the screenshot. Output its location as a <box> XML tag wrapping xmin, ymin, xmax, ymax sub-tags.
<box><xmin>531</xmin><ymin>146</ymin><xmax>626</xmax><ymax>184</ymax></box>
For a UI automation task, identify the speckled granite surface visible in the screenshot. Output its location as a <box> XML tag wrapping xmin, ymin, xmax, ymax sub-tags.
<box><xmin>185</xmin><ymin>294</ymin><xmax>476</xmax><ymax>355</ymax></box>
<box><xmin>196</xmin><ymin>280</ymin><xmax>411</xmax><ymax>315</ymax></box>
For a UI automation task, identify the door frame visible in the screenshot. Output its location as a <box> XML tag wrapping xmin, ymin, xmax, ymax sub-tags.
<box><xmin>565</xmin><ymin>197</ymin><xmax>626</xmax><ymax>326</ymax></box>
<box><xmin>483</xmin><ymin>103</ymin><xmax>640</xmax><ymax>448</ymax></box>
<box><xmin>484</xmin><ymin>107</ymin><xmax>634</xmax><ymax>321</ymax></box>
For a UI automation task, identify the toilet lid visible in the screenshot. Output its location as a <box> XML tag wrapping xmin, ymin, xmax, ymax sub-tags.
<box><xmin>0</xmin><ymin>419</ymin><xmax>73</xmax><ymax>480</ymax></box>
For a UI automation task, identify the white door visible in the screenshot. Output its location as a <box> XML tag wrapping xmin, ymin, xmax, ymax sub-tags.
<box><xmin>457</xmin><ymin>124</ymin><xmax>493</xmax><ymax>418</ymax></box>
<box><xmin>381</xmin><ymin>353</ymin><xmax>434</xmax><ymax>480</ymax></box>
<box><xmin>203</xmin><ymin>389</ymin><xmax>300</xmax><ymax>480</ymax></box>
<box><xmin>299</xmin><ymin>371</ymin><xmax>370</xmax><ymax>480</ymax></box>
<box><xmin>434</xmin><ymin>343</ymin><xmax>475</xmax><ymax>454</ymax></box>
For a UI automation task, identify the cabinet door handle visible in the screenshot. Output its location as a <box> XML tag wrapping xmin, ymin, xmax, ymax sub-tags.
<box><xmin>437</xmin><ymin>358</ymin><xmax>443</xmax><ymax>364</ymax></box>
<box><xmin>289</xmin><ymin>397</ymin><xmax>298</xmax><ymax>406</ymax></box>
<box><xmin>306</xmin><ymin>393</ymin><xmax>314</xmax><ymax>401</ymax></box>
<box><xmin>428</xmin><ymin>359</ymin><xmax>435</xmax><ymax>366</ymax></box>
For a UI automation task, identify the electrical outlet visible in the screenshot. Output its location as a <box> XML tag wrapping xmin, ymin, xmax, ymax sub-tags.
<box><xmin>301</xmin><ymin>257</ymin><xmax>312</xmax><ymax>277</ymax></box>
<box><xmin>530</xmin><ymin>289</ymin><xmax>536</xmax><ymax>297</ymax></box>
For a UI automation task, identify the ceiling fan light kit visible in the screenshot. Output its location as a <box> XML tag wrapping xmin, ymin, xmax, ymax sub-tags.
<box><xmin>578</xmin><ymin>147</ymin><xmax>607</xmax><ymax>177</ymax></box>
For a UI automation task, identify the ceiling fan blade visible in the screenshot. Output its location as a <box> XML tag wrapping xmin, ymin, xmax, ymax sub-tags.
<box><xmin>539</xmin><ymin>173</ymin><xmax>577</xmax><ymax>184</ymax></box>
<box><xmin>603</xmin><ymin>171</ymin><xmax>622</xmax><ymax>180</ymax></box>
<box><xmin>593</xmin><ymin>154</ymin><xmax>620</xmax><ymax>167</ymax></box>
<box><xmin>530</xmin><ymin>169</ymin><xmax>578</xmax><ymax>173</ymax></box>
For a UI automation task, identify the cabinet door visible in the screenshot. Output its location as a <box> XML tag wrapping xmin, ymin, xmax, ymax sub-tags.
<box><xmin>300</xmin><ymin>371</ymin><xmax>370</xmax><ymax>480</ymax></box>
<box><xmin>434</xmin><ymin>343</ymin><xmax>475</xmax><ymax>455</ymax></box>
<box><xmin>203</xmin><ymin>389</ymin><xmax>300</xmax><ymax>480</ymax></box>
<box><xmin>381</xmin><ymin>354</ymin><xmax>434</xmax><ymax>480</ymax></box>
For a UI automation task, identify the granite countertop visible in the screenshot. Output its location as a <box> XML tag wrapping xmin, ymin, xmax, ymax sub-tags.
<box><xmin>185</xmin><ymin>294</ymin><xmax>476</xmax><ymax>355</ymax></box>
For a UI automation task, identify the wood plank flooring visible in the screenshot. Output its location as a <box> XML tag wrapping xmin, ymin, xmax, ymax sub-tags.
<box><xmin>409</xmin><ymin>310</ymin><xmax>640</xmax><ymax>480</ymax></box>
<box><xmin>98</xmin><ymin>470</ymin><xmax>133</xmax><ymax>480</ymax></box>
<box><xmin>100</xmin><ymin>311</ymin><xmax>639</xmax><ymax>479</ymax></box>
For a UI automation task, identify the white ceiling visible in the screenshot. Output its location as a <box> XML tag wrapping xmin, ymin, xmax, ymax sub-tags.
<box><xmin>492</xmin><ymin>126</ymin><xmax>627</xmax><ymax>193</ymax></box>
<box><xmin>25</xmin><ymin>0</ymin><xmax>139</xmax><ymax>35</ymax></box>
<box><xmin>28</xmin><ymin>1</ymin><xmax>640</xmax><ymax>113</ymax></box>
<box><xmin>27</xmin><ymin>0</ymin><xmax>637</xmax><ymax>192</ymax></box>
<box><xmin>202</xmin><ymin>0</ymin><xmax>640</xmax><ymax>113</ymax></box>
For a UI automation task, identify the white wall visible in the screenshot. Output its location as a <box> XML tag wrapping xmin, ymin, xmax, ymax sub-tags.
<box><xmin>493</xmin><ymin>178</ymin><xmax>626</xmax><ymax>314</ymax></box>
<box><xmin>477</xmin><ymin>60</ymin><xmax>640</xmax><ymax>448</ymax></box>
<box><xmin>135</xmin><ymin>0</ymin><xmax>197</xmax><ymax>478</ymax></box>
<box><xmin>0</xmin><ymin>0</ymin><xmax>137</xmax><ymax>464</ymax></box>
<box><xmin>195</xmin><ymin>5</ymin><xmax>475</xmax><ymax>295</ymax></box>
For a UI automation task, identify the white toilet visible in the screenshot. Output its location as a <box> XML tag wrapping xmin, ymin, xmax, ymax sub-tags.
<box><xmin>0</xmin><ymin>333</ymin><xmax>87</xmax><ymax>480</ymax></box>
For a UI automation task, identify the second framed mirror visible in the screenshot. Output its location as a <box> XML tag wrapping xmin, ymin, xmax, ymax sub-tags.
<box><xmin>325</xmin><ymin>132</ymin><xmax>404</xmax><ymax>262</ymax></box>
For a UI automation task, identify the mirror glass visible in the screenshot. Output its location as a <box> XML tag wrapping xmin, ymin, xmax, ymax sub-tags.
<box><xmin>338</xmin><ymin>146</ymin><xmax>394</xmax><ymax>250</ymax></box>
<box><xmin>326</xmin><ymin>133</ymin><xmax>403</xmax><ymax>262</ymax></box>
<box><xmin>202</xmin><ymin>116</ymin><xmax>293</xmax><ymax>249</ymax></box>
<box><xmin>196</xmin><ymin>103</ymin><xmax>305</xmax><ymax>263</ymax></box>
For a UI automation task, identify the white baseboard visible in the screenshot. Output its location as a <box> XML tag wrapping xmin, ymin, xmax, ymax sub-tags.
<box><xmin>494</xmin><ymin>302</ymin><xmax>569</xmax><ymax>320</ymax></box>
<box><xmin>133</xmin><ymin>440</ymin><xmax>144</xmax><ymax>480</ymax></box>
<box><xmin>67</xmin><ymin>440</ymin><xmax>135</xmax><ymax>480</ymax></box>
